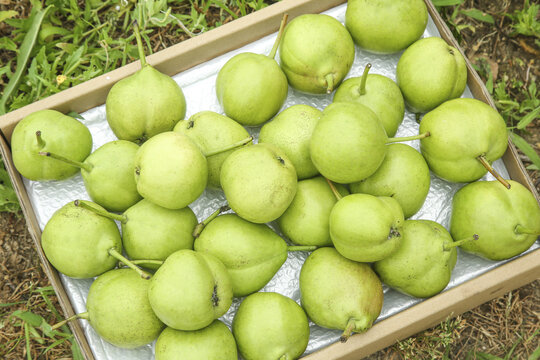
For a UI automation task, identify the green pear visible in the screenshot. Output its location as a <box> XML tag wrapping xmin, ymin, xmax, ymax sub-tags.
<box><xmin>330</xmin><ymin>193</ymin><xmax>404</xmax><ymax>262</ymax></box>
<box><xmin>220</xmin><ymin>143</ymin><xmax>297</xmax><ymax>223</ymax></box>
<box><xmin>216</xmin><ymin>15</ymin><xmax>288</xmax><ymax>126</ymax></box>
<box><xmin>195</xmin><ymin>213</ymin><xmax>314</xmax><ymax>297</ymax></box>
<box><xmin>278</xmin><ymin>176</ymin><xmax>349</xmax><ymax>247</ymax></box>
<box><xmin>233</xmin><ymin>292</ymin><xmax>310</xmax><ymax>360</ymax></box>
<box><xmin>41</xmin><ymin>200</ymin><xmax>124</xmax><ymax>279</ymax></box>
<box><xmin>300</xmin><ymin>247</ymin><xmax>383</xmax><ymax>342</ymax></box>
<box><xmin>120</xmin><ymin>200</ymin><xmax>198</xmax><ymax>269</ymax></box>
<box><xmin>155</xmin><ymin>320</ymin><xmax>237</xmax><ymax>360</ymax></box>
<box><xmin>106</xmin><ymin>23</ymin><xmax>186</xmax><ymax>143</ymax></box>
<box><xmin>134</xmin><ymin>131</ymin><xmax>207</xmax><ymax>209</ymax></box>
<box><xmin>397</xmin><ymin>37</ymin><xmax>467</xmax><ymax>113</ymax></box>
<box><xmin>82</xmin><ymin>268</ymin><xmax>164</xmax><ymax>348</ymax></box>
<box><xmin>419</xmin><ymin>98</ymin><xmax>508</xmax><ymax>186</ymax></box>
<box><xmin>350</xmin><ymin>143</ymin><xmax>430</xmax><ymax>218</ymax></box>
<box><xmin>450</xmin><ymin>180</ymin><xmax>540</xmax><ymax>261</ymax></box>
<box><xmin>11</xmin><ymin>109</ymin><xmax>92</xmax><ymax>181</ymax></box>
<box><xmin>173</xmin><ymin>111</ymin><xmax>252</xmax><ymax>188</ymax></box>
<box><xmin>279</xmin><ymin>14</ymin><xmax>355</xmax><ymax>94</ymax></box>
<box><xmin>333</xmin><ymin>64</ymin><xmax>405</xmax><ymax>137</ymax></box>
<box><xmin>148</xmin><ymin>249</ymin><xmax>233</xmax><ymax>331</ymax></box>
<box><xmin>309</xmin><ymin>102</ymin><xmax>387</xmax><ymax>183</ymax></box>
<box><xmin>259</xmin><ymin>104</ymin><xmax>322</xmax><ymax>179</ymax></box>
<box><xmin>373</xmin><ymin>220</ymin><xmax>459</xmax><ymax>298</ymax></box>
<box><xmin>346</xmin><ymin>0</ymin><xmax>428</xmax><ymax>53</ymax></box>
<box><xmin>40</xmin><ymin>140</ymin><xmax>141</xmax><ymax>212</ymax></box>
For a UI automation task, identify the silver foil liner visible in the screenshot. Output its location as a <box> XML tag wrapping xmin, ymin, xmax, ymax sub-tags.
<box><xmin>23</xmin><ymin>3</ymin><xmax>538</xmax><ymax>359</ymax></box>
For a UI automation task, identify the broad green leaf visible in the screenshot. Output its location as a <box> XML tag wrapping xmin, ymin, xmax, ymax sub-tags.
<box><xmin>517</xmin><ymin>106</ymin><xmax>540</xmax><ymax>129</ymax></box>
<box><xmin>0</xmin><ymin>5</ymin><xmax>52</xmax><ymax>115</ymax></box>
<box><xmin>461</xmin><ymin>9</ymin><xmax>495</xmax><ymax>24</ymax></box>
<box><xmin>72</xmin><ymin>340</ymin><xmax>85</xmax><ymax>360</ymax></box>
<box><xmin>12</xmin><ymin>310</ymin><xmax>43</xmax><ymax>327</ymax></box>
<box><xmin>0</xmin><ymin>10</ymin><xmax>18</xmax><ymax>23</ymax></box>
<box><xmin>529</xmin><ymin>345</ymin><xmax>540</xmax><ymax>360</ymax></box>
<box><xmin>509</xmin><ymin>132</ymin><xmax>540</xmax><ymax>170</ymax></box>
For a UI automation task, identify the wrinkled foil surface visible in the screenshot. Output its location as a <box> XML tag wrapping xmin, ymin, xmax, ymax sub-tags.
<box><xmin>23</xmin><ymin>3</ymin><xmax>539</xmax><ymax>359</ymax></box>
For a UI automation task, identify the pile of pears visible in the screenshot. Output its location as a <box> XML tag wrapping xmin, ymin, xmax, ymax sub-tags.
<box><xmin>10</xmin><ymin>2</ymin><xmax>540</xmax><ymax>359</ymax></box>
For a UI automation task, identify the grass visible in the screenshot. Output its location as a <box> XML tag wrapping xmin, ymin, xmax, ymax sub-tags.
<box><xmin>0</xmin><ymin>0</ymin><xmax>277</xmax><ymax>114</ymax></box>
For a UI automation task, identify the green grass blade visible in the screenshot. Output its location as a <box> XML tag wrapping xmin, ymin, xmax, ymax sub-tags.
<box><xmin>460</xmin><ymin>8</ymin><xmax>495</xmax><ymax>24</ymax></box>
<box><xmin>509</xmin><ymin>132</ymin><xmax>540</xmax><ymax>170</ymax></box>
<box><xmin>529</xmin><ymin>345</ymin><xmax>540</xmax><ymax>360</ymax></box>
<box><xmin>517</xmin><ymin>106</ymin><xmax>540</xmax><ymax>129</ymax></box>
<box><xmin>0</xmin><ymin>5</ymin><xmax>52</xmax><ymax>115</ymax></box>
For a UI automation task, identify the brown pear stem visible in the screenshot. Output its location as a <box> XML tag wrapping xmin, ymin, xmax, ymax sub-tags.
<box><xmin>51</xmin><ymin>312</ymin><xmax>89</xmax><ymax>331</ymax></box>
<box><xmin>443</xmin><ymin>234</ymin><xmax>479</xmax><ymax>251</ymax></box>
<box><xmin>35</xmin><ymin>131</ymin><xmax>46</xmax><ymax>149</ymax></box>
<box><xmin>268</xmin><ymin>13</ymin><xmax>288</xmax><ymax>59</ymax></box>
<box><xmin>287</xmin><ymin>246</ymin><xmax>318</xmax><ymax>252</ymax></box>
<box><xmin>476</xmin><ymin>155</ymin><xmax>511</xmax><ymax>189</ymax></box>
<box><xmin>386</xmin><ymin>132</ymin><xmax>430</xmax><ymax>144</ymax></box>
<box><xmin>514</xmin><ymin>225</ymin><xmax>540</xmax><ymax>236</ymax></box>
<box><xmin>325</xmin><ymin>74</ymin><xmax>334</xmax><ymax>94</ymax></box>
<box><xmin>39</xmin><ymin>151</ymin><xmax>93</xmax><ymax>172</ymax></box>
<box><xmin>340</xmin><ymin>318</ymin><xmax>356</xmax><ymax>343</ymax></box>
<box><xmin>204</xmin><ymin>136</ymin><xmax>253</xmax><ymax>157</ymax></box>
<box><xmin>193</xmin><ymin>205</ymin><xmax>230</xmax><ymax>238</ymax></box>
<box><xmin>108</xmin><ymin>248</ymin><xmax>151</xmax><ymax>280</ymax></box>
<box><xmin>74</xmin><ymin>200</ymin><xmax>127</xmax><ymax>223</ymax></box>
<box><xmin>325</xmin><ymin>178</ymin><xmax>343</xmax><ymax>201</ymax></box>
<box><xmin>359</xmin><ymin>63</ymin><xmax>372</xmax><ymax>95</ymax></box>
<box><xmin>133</xmin><ymin>20</ymin><xmax>147</xmax><ymax>68</ymax></box>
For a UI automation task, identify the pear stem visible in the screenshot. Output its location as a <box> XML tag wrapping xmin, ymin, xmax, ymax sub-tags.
<box><xmin>74</xmin><ymin>200</ymin><xmax>127</xmax><ymax>223</ymax></box>
<box><xmin>51</xmin><ymin>312</ymin><xmax>89</xmax><ymax>331</ymax></box>
<box><xmin>514</xmin><ymin>224</ymin><xmax>540</xmax><ymax>236</ymax></box>
<box><xmin>35</xmin><ymin>131</ymin><xmax>46</xmax><ymax>149</ymax></box>
<box><xmin>133</xmin><ymin>20</ymin><xmax>147</xmax><ymax>68</ymax></box>
<box><xmin>204</xmin><ymin>136</ymin><xmax>253</xmax><ymax>157</ymax></box>
<box><xmin>476</xmin><ymin>155</ymin><xmax>511</xmax><ymax>189</ymax></box>
<box><xmin>386</xmin><ymin>132</ymin><xmax>430</xmax><ymax>144</ymax></box>
<box><xmin>192</xmin><ymin>205</ymin><xmax>230</xmax><ymax>238</ymax></box>
<box><xmin>443</xmin><ymin>234</ymin><xmax>479</xmax><ymax>251</ymax></box>
<box><xmin>287</xmin><ymin>246</ymin><xmax>318</xmax><ymax>252</ymax></box>
<box><xmin>359</xmin><ymin>63</ymin><xmax>372</xmax><ymax>95</ymax></box>
<box><xmin>268</xmin><ymin>13</ymin><xmax>288</xmax><ymax>59</ymax></box>
<box><xmin>129</xmin><ymin>259</ymin><xmax>164</xmax><ymax>266</ymax></box>
<box><xmin>325</xmin><ymin>178</ymin><xmax>343</xmax><ymax>201</ymax></box>
<box><xmin>340</xmin><ymin>318</ymin><xmax>356</xmax><ymax>343</ymax></box>
<box><xmin>325</xmin><ymin>74</ymin><xmax>334</xmax><ymax>94</ymax></box>
<box><xmin>108</xmin><ymin>248</ymin><xmax>151</xmax><ymax>280</ymax></box>
<box><xmin>39</xmin><ymin>151</ymin><xmax>93</xmax><ymax>172</ymax></box>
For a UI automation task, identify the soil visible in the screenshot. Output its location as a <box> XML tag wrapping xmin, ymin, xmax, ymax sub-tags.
<box><xmin>0</xmin><ymin>0</ymin><xmax>539</xmax><ymax>359</ymax></box>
